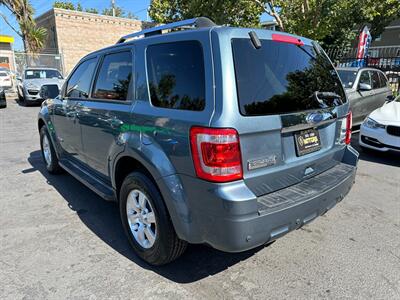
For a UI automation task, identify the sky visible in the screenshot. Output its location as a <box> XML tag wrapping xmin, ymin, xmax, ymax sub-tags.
<box><xmin>0</xmin><ymin>0</ymin><xmax>152</xmax><ymax>50</ymax></box>
<box><xmin>0</xmin><ymin>0</ymin><xmax>272</xmax><ymax>51</ymax></box>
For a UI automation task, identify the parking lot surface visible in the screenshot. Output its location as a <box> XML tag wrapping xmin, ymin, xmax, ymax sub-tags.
<box><xmin>1</xmin><ymin>98</ymin><xmax>399</xmax><ymax>299</ymax></box>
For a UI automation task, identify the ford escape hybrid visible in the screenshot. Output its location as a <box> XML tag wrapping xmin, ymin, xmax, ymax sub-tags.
<box><xmin>38</xmin><ymin>18</ymin><xmax>359</xmax><ymax>265</ymax></box>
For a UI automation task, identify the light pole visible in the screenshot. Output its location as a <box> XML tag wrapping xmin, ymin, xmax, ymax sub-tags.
<box><xmin>111</xmin><ymin>0</ymin><xmax>116</xmax><ymax>17</ymax></box>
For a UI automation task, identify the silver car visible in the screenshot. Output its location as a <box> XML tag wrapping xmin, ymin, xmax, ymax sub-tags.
<box><xmin>336</xmin><ymin>67</ymin><xmax>393</xmax><ymax>126</ymax></box>
<box><xmin>17</xmin><ymin>68</ymin><xmax>64</xmax><ymax>106</ymax></box>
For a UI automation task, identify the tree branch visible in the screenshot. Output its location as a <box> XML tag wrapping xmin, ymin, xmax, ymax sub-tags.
<box><xmin>0</xmin><ymin>12</ymin><xmax>22</xmax><ymax>37</ymax></box>
<box><xmin>254</xmin><ymin>0</ymin><xmax>285</xmax><ymax>30</ymax></box>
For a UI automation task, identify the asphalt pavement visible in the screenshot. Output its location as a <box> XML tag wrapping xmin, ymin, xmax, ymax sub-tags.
<box><xmin>1</xmin><ymin>96</ymin><xmax>399</xmax><ymax>299</ymax></box>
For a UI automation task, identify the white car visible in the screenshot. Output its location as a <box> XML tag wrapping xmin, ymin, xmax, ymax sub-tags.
<box><xmin>359</xmin><ymin>95</ymin><xmax>400</xmax><ymax>152</ymax></box>
<box><xmin>0</xmin><ymin>70</ymin><xmax>12</xmax><ymax>89</ymax></box>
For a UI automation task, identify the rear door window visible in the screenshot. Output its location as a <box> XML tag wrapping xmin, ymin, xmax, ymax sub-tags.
<box><xmin>370</xmin><ymin>71</ymin><xmax>380</xmax><ymax>89</ymax></box>
<box><xmin>378</xmin><ymin>72</ymin><xmax>388</xmax><ymax>88</ymax></box>
<box><xmin>66</xmin><ymin>58</ymin><xmax>97</xmax><ymax>99</ymax></box>
<box><xmin>92</xmin><ymin>51</ymin><xmax>132</xmax><ymax>101</ymax></box>
<box><xmin>232</xmin><ymin>38</ymin><xmax>346</xmax><ymax>116</ymax></box>
<box><xmin>146</xmin><ymin>41</ymin><xmax>205</xmax><ymax>111</ymax></box>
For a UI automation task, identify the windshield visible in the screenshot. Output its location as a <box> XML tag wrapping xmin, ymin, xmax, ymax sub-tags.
<box><xmin>232</xmin><ymin>39</ymin><xmax>346</xmax><ymax>116</ymax></box>
<box><xmin>25</xmin><ymin>69</ymin><xmax>63</xmax><ymax>80</ymax></box>
<box><xmin>336</xmin><ymin>70</ymin><xmax>358</xmax><ymax>88</ymax></box>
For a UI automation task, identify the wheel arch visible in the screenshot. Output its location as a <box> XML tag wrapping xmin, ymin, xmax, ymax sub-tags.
<box><xmin>112</xmin><ymin>151</ymin><xmax>190</xmax><ymax>241</ymax></box>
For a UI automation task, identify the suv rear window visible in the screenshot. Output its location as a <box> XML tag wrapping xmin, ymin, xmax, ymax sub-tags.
<box><xmin>146</xmin><ymin>41</ymin><xmax>205</xmax><ymax>111</ymax></box>
<box><xmin>232</xmin><ymin>38</ymin><xmax>346</xmax><ymax>116</ymax></box>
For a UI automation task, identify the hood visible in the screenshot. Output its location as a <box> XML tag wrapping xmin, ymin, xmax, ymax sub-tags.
<box><xmin>23</xmin><ymin>78</ymin><xmax>64</xmax><ymax>89</ymax></box>
<box><xmin>369</xmin><ymin>101</ymin><xmax>400</xmax><ymax>125</ymax></box>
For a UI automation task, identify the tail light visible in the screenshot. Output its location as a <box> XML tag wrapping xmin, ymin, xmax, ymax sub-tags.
<box><xmin>4</xmin><ymin>78</ymin><xmax>10</xmax><ymax>81</ymax></box>
<box><xmin>345</xmin><ymin>111</ymin><xmax>352</xmax><ymax>144</ymax></box>
<box><xmin>190</xmin><ymin>127</ymin><xmax>243</xmax><ymax>182</ymax></box>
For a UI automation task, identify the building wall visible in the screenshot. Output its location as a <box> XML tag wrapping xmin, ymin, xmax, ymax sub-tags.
<box><xmin>371</xmin><ymin>19</ymin><xmax>400</xmax><ymax>48</ymax></box>
<box><xmin>35</xmin><ymin>10</ymin><xmax>58</xmax><ymax>53</ymax></box>
<box><xmin>36</xmin><ymin>8</ymin><xmax>154</xmax><ymax>74</ymax></box>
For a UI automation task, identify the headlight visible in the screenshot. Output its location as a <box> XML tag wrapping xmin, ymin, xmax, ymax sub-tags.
<box><xmin>363</xmin><ymin>117</ymin><xmax>385</xmax><ymax>129</ymax></box>
<box><xmin>26</xmin><ymin>82</ymin><xmax>39</xmax><ymax>90</ymax></box>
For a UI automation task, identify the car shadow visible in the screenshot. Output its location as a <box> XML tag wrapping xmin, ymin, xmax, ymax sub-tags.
<box><xmin>350</xmin><ymin>132</ymin><xmax>400</xmax><ymax>167</ymax></box>
<box><xmin>26</xmin><ymin>150</ymin><xmax>266</xmax><ymax>283</ymax></box>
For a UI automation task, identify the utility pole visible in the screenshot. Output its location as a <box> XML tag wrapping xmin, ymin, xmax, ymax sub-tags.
<box><xmin>111</xmin><ymin>0</ymin><xmax>116</xmax><ymax>17</ymax></box>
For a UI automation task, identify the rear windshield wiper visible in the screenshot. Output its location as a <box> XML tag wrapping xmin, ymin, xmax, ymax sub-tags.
<box><xmin>312</xmin><ymin>91</ymin><xmax>343</xmax><ymax>107</ymax></box>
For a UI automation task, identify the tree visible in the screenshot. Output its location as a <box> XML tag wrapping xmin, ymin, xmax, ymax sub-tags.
<box><xmin>53</xmin><ymin>1</ymin><xmax>75</xmax><ymax>10</ymax></box>
<box><xmin>0</xmin><ymin>0</ymin><xmax>47</xmax><ymax>53</ymax></box>
<box><xmin>85</xmin><ymin>8</ymin><xmax>99</xmax><ymax>14</ymax></box>
<box><xmin>149</xmin><ymin>0</ymin><xmax>263</xmax><ymax>27</ymax></box>
<box><xmin>256</xmin><ymin>0</ymin><xmax>400</xmax><ymax>47</ymax></box>
<box><xmin>149</xmin><ymin>0</ymin><xmax>400</xmax><ymax>47</ymax></box>
<box><xmin>102</xmin><ymin>5</ymin><xmax>138</xmax><ymax>19</ymax></box>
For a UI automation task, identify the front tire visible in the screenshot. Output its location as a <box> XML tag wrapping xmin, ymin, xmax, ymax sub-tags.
<box><xmin>40</xmin><ymin>126</ymin><xmax>62</xmax><ymax>174</ymax></box>
<box><xmin>119</xmin><ymin>172</ymin><xmax>187</xmax><ymax>265</ymax></box>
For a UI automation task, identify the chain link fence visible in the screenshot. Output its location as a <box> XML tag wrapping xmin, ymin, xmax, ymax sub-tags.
<box><xmin>14</xmin><ymin>52</ymin><xmax>65</xmax><ymax>77</ymax></box>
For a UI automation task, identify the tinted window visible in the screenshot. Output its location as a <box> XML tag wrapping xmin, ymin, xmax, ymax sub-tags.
<box><xmin>146</xmin><ymin>41</ymin><xmax>205</xmax><ymax>111</ymax></box>
<box><xmin>93</xmin><ymin>51</ymin><xmax>132</xmax><ymax>101</ymax></box>
<box><xmin>370</xmin><ymin>71</ymin><xmax>380</xmax><ymax>89</ymax></box>
<box><xmin>66</xmin><ymin>58</ymin><xmax>97</xmax><ymax>99</ymax></box>
<box><xmin>337</xmin><ymin>70</ymin><xmax>357</xmax><ymax>88</ymax></box>
<box><xmin>232</xmin><ymin>39</ymin><xmax>346</xmax><ymax>116</ymax></box>
<box><xmin>359</xmin><ymin>71</ymin><xmax>371</xmax><ymax>86</ymax></box>
<box><xmin>378</xmin><ymin>72</ymin><xmax>388</xmax><ymax>88</ymax></box>
<box><xmin>0</xmin><ymin>72</ymin><xmax>7</xmax><ymax>77</ymax></box>
<box><xmin>25</xmin><ymin>69</ymin><xmax>63</xmax><ymax>79</ymax></box>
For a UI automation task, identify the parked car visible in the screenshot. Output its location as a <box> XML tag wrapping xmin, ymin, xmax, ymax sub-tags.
<box><xmin>0</xmin><ymin>87</ymin><xmax>6</xmax><ymax>108</ymax></box>
<box><xmin>38</xmin><ymin>18</ymin><xmax>358</xmax><ymax>265</ymax></box>
<box><xmin>0</xmin><ymin>70</ymin><xmax>12</xmax><ymax>90</ymax></box>
<box><xmin>359</xmin><ymin>95</ymin><xmax>400</xmax><ymax>152</ymax></box>
<box><xmin>336</xmin><ymin>67</ymin><xmax>392</xmax><ymax>126</ymax></box>
<box><xmin>17</xmin><ymin>67</ymin><xmax>64</xmax><ymax>106</ymax></box>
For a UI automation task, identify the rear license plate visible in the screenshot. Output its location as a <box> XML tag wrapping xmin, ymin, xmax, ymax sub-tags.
<box><xmin>295</xmin><ymin>129</ymin><xmax>321</xmax><ymax>156</ymax></box>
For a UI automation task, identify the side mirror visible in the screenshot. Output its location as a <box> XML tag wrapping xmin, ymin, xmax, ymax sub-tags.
<box><xmin>358</xmin><ymin>83</ymin><xmax>372</xmax><ymax>91</ymax></box>
<box><xmin>16</xmin><ymin>76</ymin><xmax>22</xmax><ymax>82</ymax></box>
<box><xmin>40</xmin><ymin>84</ymin><xmax>60</xmax><ymax>100</ymax></box>
<box><xmin>385</xmin><ymin>95</ymin><xmax>395</xmax><ymax>102</ymax></box>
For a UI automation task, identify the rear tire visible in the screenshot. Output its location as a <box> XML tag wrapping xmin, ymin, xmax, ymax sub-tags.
<box><xmin>119</xmin><ymin>172</ymin><xmax>187</xmax><ymax>265</ymax></box>
<box><xmin>40</xmin><ymin>126</ymin><xmax>63</xmax><ymax>174</ymax></box>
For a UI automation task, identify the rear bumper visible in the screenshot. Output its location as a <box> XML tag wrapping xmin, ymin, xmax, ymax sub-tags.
<box><xmin>158</xmin><ymin>146</ymin><xmax>358</xmax><ymax>252</ymax></box>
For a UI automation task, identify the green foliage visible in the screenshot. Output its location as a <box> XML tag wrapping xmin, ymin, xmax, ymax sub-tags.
<box><xmin>85</xmin><ymin>8</ymin><xmax>99</xmax><ymax>14</ymax></box>
<box><xmin>149</xmin><ymin>0</ymin><xmax>263</xmax><ymax>27</ymax></box>
<box><xmin>0</xmin><ymin>0</ymin><xmax>47</xmax><ymax>53</ymax></box>
<box><xmin>53</xmin><ymin>0</ymin><xmax>75</xmax><ymax>10</ymax></box>
<box><xmin>102</xmin><ymin>5</ymin><xmax>138</xmax><ymax>19</ymax></box>
<box><xmin>149</xmin><ymin>0</ymin><xmax>400</xmax><ymax>47</ymax></box>
<box><xmin>275</xmin><ymin>0</ymin><xmax>400</xmax><ymax>47</ymax></box>
<box><xmin>53</xmin><ymin>1</ymin><xmax>99</xmax><ymax>15</ymax></box>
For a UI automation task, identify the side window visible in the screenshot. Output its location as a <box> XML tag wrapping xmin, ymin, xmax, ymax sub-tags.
<box><xmin>66</xmin><ymin>58</ymin><xmax>97</xmax><ymax>99</ymax></box>
<box><xmin>359</xmin><ymin>71</ymin><xmax>371</xmax><ymax>86</ymax></box>
<box><xmin>92</xmin><ymin>51</ymin><xmax>132</xmax><ymax>101</ymax></box>
<box><xmin>378</xmin><ymin>72</ymin><xmax>388</xmax><ymax>88</ymax></box>
<box><xmin>370</xmin><ymin>71</ymin><xmax>380</xmax><ymax>89</ymax></box>
<box><xmin>146</xmin><ymin>41</ymin><xmax>205</xmax><ymax>111</ymax></box>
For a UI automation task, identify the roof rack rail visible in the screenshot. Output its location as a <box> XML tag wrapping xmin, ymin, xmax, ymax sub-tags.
<box><xmin>116</xmin><ymin>17</ymin><xmax>216</xmax><ymax>44</ymax></box>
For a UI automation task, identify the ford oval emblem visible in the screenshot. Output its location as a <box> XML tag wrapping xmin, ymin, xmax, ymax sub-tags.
<box><xmin>306</xmin><ymin>112</ymin><xmax>324</xmax><ymax>124</ymax></box>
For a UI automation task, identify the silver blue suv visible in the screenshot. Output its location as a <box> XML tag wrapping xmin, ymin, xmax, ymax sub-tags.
<box><xmin>38</xmin><ymin>18</ymin><xmax>358</xmax><ymax>265</ymax></box>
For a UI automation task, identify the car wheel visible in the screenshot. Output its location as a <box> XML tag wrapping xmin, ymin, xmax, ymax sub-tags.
<box><xmin>40</xmin><ymin>126</ymin><xmax>62</xmax><ymax>174</ymax></box>
<box><xmin>119</xmin><ymin>172</ymin><xmax>187</xmax><ymax>265</ymax></box>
